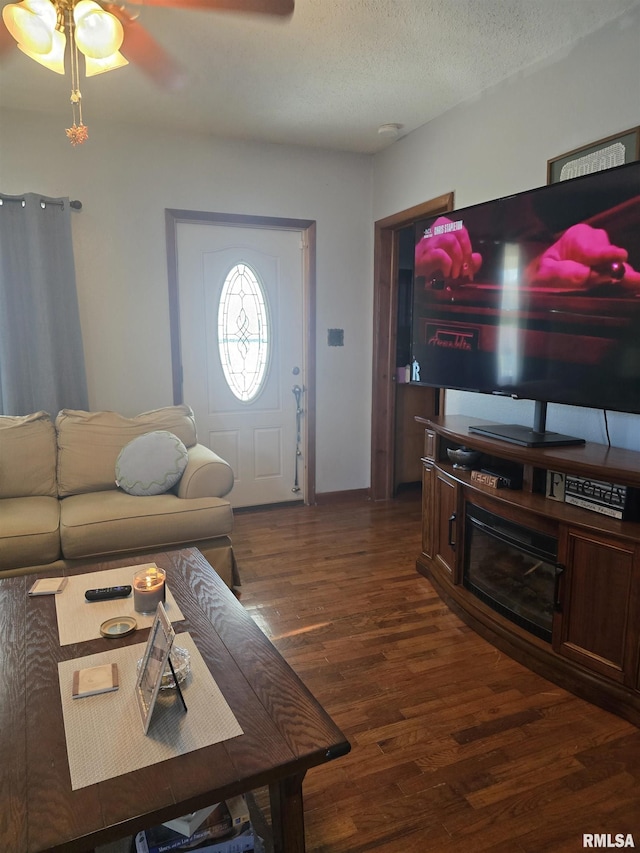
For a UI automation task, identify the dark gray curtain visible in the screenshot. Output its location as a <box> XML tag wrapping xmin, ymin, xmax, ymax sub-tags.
<box><xmin>0</xmin><ymin>192</ymin><xmax>89</xmax><ymax>416</ymax></box>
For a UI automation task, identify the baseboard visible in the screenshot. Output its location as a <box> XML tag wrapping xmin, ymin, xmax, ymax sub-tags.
<box><xmin>314</xmin><ymin>488</ymin><xmax>371</xmax><ymax>505</ymax></box>
<box><xmin>233</xmin><ymin>489</ymin><xmax>372</xmax><ymax>509</ymax></box>
<box><xmin>234</xmin><ymin>500</ymin><xmax>304</xmax><ymax>513</ymax></box>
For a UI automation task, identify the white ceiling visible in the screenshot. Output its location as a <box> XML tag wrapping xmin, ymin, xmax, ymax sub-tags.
<box><xmin>1</xmin><ymin>0</ymin><xmax>638</xmax><ymax>154</ymax></box>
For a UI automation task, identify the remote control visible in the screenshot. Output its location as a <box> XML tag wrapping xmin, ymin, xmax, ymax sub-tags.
<box><xmin>85</xmin><ymin>585</ymin><xmax>132</xmax><ymax>602</ymax></box>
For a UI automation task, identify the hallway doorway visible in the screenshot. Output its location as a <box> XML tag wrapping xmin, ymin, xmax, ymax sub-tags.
<box><xmin>370</xmin><ymin>193</ymin><xmax>453</xmax><ymax>500</ymax></box>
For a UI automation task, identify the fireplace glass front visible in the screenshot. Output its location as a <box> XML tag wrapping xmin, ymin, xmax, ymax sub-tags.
<box><xmin>464</xmin><ymin>504</ymin><xmax>558</xmax><ymax>642</ymax></box>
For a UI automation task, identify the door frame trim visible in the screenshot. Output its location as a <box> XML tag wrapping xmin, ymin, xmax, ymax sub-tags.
<box><xmin>370</xmin><ymin>193</ymin><xmax>454</xmax><ymax>501</ymax></box>
<box><xmin>165</xmin><ymin>209</ymin><xmax>317</xmax><ymax>505</ymax></box>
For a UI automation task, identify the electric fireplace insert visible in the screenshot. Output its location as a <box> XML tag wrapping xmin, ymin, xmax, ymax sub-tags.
<box><xmin>463</xmin><ymin>504</ymin><xmax>559</xmax><ymax>642</ymax></box>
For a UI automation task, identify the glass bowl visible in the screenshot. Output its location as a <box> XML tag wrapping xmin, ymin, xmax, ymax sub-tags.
<box><xmin>136</xmin><ymin>645</ymin><xmax>191</xmax><ymax>690</ymax></box>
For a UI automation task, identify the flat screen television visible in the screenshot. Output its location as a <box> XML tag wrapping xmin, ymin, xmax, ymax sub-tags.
<box><xmin>411</xmin><ymin>161</ymin><xmax>640</xmax><ymax>446</ymax></box>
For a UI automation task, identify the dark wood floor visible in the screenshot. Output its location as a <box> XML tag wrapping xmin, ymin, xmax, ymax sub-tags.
<box><xmin>234</xmin><ymin>490</ymin><xmax>640</xmax><ymax>853</ymax></box>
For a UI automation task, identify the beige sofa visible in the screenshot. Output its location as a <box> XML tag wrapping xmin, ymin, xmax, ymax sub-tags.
<box><xmin>0</xmin><ymin>405</ymin><xmax>239</xmax><ymax>588</ymax></box>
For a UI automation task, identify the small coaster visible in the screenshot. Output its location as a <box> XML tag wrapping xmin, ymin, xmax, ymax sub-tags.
<box><xmin>72</xmin><ymin>663</ymin><xmax>119</xmax><ymax>699</ymax></box>
<box><xmin>28</xmin><ymin>577</ymin><xmax>68</xmax><ymax>596</ymax></box>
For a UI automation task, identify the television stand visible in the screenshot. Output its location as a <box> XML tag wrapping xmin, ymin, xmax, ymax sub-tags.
<box><xmin>468</xmin><ymin>400</ymin><xmax>585</xmax><ymax>447</ymax></box>
<box><xmin>467</xmin><ymin>423</ymin><xmax>585</xmax><ymax>447</ymax></box>
<box><xmin>416</xmin><ymin>413</ymin><xmax>640</xmax><ymax>727</ymax></box>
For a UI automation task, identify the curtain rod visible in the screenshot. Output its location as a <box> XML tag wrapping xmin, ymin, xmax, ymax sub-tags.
<box><xmin>0</xmin><ymin>194</ymin><xmax>82</xmax><ymax>210</ymax></box>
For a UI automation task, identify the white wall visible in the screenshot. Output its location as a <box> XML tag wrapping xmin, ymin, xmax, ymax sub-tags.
<box><xmin>373</xmin><ymin>6</ymin><xmax>640</xmax><ymax>451</ymax></box>
<box><xmin>0</xmin><ymin>111</ymin><xmax>374</xmax><ymax>493</ymax></box>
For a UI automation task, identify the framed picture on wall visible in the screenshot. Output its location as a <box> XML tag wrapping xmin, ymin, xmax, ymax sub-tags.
<box><xmin>547</xmin><ymin>127</ymin><xmax>640</xmax><ymax>184</ymax></box>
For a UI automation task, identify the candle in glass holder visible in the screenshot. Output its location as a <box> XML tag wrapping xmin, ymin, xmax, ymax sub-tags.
<box><xmin>133</xmin><ymin>566</ymin><xmax>166</xmax><ymax>614</ymax></box>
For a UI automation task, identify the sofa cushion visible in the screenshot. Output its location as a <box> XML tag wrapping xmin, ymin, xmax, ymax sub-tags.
<box><xmin>115</xmin><ymin>430</ymin><xmax>188</xmax><ymax>496</ymax></box>
<box><xmin>0</xmin><ymin>411</ymin><xmax>57</xmax><ymax>499</ymax></box>
<box><xmin>0</xmin><ymin>496</ymin><xmax>61</xmax><ymax>569</ymax></box>
<box><xmin>59</xmin><ymin>490</ymin><xmax>233</xmax><ymax>559</ymax></box>
<box><xmin>56</xmin><ymin>405</ymin><xmax>197</xmax><ymax>497</ymax></box>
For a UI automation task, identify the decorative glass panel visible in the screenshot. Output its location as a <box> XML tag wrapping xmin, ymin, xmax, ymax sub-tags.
<box><xmin>217</xmin><ymin>263</ymin><xmax>270</xmax><ymax>402</ymax></box>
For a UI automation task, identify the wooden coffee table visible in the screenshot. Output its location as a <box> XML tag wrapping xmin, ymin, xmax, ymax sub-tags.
<box><xmin>0</xmin><ymin>547</ymin><xmax>350</xmax><ymax>853</ymax></box>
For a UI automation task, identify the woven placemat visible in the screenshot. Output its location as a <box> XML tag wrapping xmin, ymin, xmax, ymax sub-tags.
<box><xmin>58</xmin><ymin>632</ymin><xmax>243</xmax><ymax>790</ymax></box>
<box><xmin>55</xmin><ymin>565</ymin><xmax>184</xmax><ymax>645</ymax></box>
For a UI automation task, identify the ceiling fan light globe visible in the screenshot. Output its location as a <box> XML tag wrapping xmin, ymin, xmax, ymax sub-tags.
<box><xmin>3</xmin><ymin>1</ymin><xmax>55</xmax><ymax>55</ymax></box>
<box><xmin>74</xmin><ymin>3</ymin><xmax>124</xmax><ymax>59</ymax></box>
<box><xmin>84</xmin><ymin>49</ymin><xmax>128</xmax><ymax>77</ymax></box>
<box><xmin>17</xmin><ymin>25</ymin><xmax>65</xmax><ymax>73</ymax></box>
<box><xmin>24</xmin><ymin>0</ymin><xmax>56</xmax><ymax>21</ymax></box>
<box><xmin>73</xmin><ymin>0</ymin><xmax>101</xmax><ymax>20</ymax></box>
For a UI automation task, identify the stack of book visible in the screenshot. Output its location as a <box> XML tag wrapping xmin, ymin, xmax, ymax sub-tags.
<box><xmin>134</xmin><ymin>795</ymin><xmax>257</xmax><ymax>853</ymax></box>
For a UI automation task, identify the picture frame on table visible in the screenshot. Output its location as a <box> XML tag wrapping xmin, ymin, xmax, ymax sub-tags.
<box><xmin>547</xmin><ymin>127</ymin><xmax>640</xmax><ymax>184</ymax></box>
<box><xmin>135</xmin><ymin>601</ymin><xmax>186</xmax><ymax>733</ymax></box>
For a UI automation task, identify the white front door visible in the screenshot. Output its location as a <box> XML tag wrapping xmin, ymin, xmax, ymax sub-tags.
<box><xmin>176</xmin><ymin>222</ymin><xmax>306</xmax><ymax>508</ymax></box>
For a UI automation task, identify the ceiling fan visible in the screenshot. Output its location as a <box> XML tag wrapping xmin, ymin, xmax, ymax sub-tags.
<box><xmin>1</xmin><ymin>0</ymin><xmax>294</xmax><ymax>144</ymax></box>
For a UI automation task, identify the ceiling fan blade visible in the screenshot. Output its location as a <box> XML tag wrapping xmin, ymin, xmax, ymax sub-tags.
<box><xmin>102</xmin><ymin>3</ymin><xmax>187</xmax><ymax>90</ymax></box>
<box><xmin>0</xmin><ymin>18</ymin><xmax>17</xmax><ymax>58</ymax></box>
<box><xmin>130</xmin><ymin>0</ymin><xmax>294</xmax><ymax>16</ymax></box>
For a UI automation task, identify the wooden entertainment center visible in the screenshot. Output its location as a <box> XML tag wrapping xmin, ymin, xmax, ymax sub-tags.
<box><xmin>417</xmin><ymin>414</ymin><xmax>640</xmax><ymax>726</ymax></box>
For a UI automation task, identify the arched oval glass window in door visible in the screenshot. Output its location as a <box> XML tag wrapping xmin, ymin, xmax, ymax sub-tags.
<box><xmin>217</xmin><ymin>262</ymin><xmax>270</xmax><ymax>402</ymax></box>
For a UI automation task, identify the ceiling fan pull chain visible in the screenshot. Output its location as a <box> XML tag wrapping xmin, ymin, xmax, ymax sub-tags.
<box><xmin>66</xmin><ymin>7</ymin><xmax>88</xmax><ymax>145</ymax></box>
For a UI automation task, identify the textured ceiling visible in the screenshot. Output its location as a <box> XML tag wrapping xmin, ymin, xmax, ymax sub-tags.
<box><xmin>0</xmin><ymin>0</ymin><xmax>638</xmax><ymax>153</ymax></box>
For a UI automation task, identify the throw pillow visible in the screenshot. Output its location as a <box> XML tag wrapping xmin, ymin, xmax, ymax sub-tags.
<box><xmin>115</xmin><ymin>430</ymin><xmax>188</xmax><ymax>496</ymax></box>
